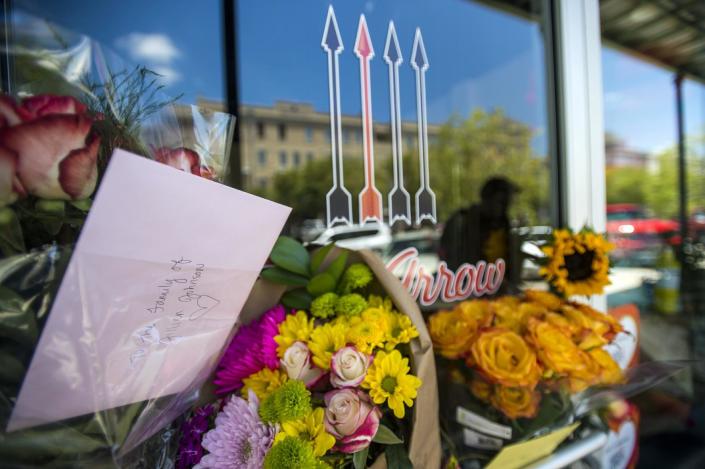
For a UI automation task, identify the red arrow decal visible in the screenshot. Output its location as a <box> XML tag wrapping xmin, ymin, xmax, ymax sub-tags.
<box><xmin>354</xmin><ymin>14</ymin><xmax>383</xmax><ymax>225</ymax></box>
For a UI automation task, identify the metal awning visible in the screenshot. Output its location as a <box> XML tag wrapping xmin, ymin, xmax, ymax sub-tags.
<box><xmin>600</xmin><ymin>0</ymin><xmax>705</xmax><ymax>82</ymax></box>
<box><xmin>479</xmin><ymin>0</ymin><xmax>705</xmax><ymax>82</ymax></box>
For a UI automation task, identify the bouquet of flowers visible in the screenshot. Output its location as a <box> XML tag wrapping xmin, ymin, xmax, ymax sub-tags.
<box><xmin>428</xmin><ymin>289</ymin><xmax>625</xmax><ymax>465</ymax></box>
<box><xmin>0</xmin><ymin>14</ymin><xmax>236</xmax><ymax>466</ymax></box>
<box><xmin>427</xmin><ymin>225</ymin><xmax>626</xmax><ymax>467</ymax></box>
<box><xmin>175</xmin><ymin>239</ymin><xmax>441</xmax><ymax>468</ymax></box>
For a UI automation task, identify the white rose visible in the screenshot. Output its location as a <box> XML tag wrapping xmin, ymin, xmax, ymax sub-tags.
<box><xmin>281</xmin><ymin>341</ymin><xmax>324</xmax><ymax>387</ymax></box>
<box><xmin>330</xmin><ymin>346</ymin><xmax>371</xmax><ymax>388</ymax></box>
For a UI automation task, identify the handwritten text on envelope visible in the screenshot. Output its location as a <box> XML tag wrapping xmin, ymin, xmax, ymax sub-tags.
<box><xmin>8</xmin><ymin>150</ymin><xmax>291</xmax><ymax>431</ymax></box>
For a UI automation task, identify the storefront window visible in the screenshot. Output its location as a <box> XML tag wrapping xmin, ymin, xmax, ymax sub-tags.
<box><xmin>602</xmin><ymin>44</ymin><xmax>705</xmax><ymax>465</ymax></box>
<box><xmin>236</xmin><ymin>0</ymin><xmax>555</xmax><ymax>300</ymax></box>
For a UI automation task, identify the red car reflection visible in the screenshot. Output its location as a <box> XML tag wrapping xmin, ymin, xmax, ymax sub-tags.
<box><xmin>606</xmin><ymin>204</ymin><xmax>678</xmax><ymax>265</ymax></box>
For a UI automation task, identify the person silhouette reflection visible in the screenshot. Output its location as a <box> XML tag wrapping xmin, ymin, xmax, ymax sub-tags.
<box><xmin>439</xmin><ymin>177</ymin><xmax>518</xmax><ymax>277</ymax></box>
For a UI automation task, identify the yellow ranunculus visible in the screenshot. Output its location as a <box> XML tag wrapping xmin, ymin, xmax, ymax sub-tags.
<box><xmin>455</xmin><ymin>299</ymin><xmax>492</xmax><ymax>324</ymax></box>
<box><xmin>526</xmin><ymin>318</ymin><xmax>599</xmax><ymax>383</ymax></box>
<box><xmin>469</xmin><ymin>328</ymin><xmax>541</xmax><ymax>389</ymax></box>
<box><xmin>468</xmin><ymin>377</ymin><xmax>492</xmax><ymax>403</ymax></box>
<box><xmin>490</xmin><ymin>386</ymin><xmax>540</xmax><ymax>419</ymax></box>
<box><xmin>524</xmin><ymin>289</ymin><xmax>563</xmax><ymax>311</ymax></box>
<box><xmin>428</xmin><ymin>309</ymin><xmax>477</xmax><ymax>359</ymax></box>
<box><xmin>589</xmin><ymin>348</ymin><xmax>623</xmax><ymax>385</ymax></box>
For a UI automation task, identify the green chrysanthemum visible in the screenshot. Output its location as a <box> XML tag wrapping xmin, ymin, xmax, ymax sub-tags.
<box><xmin>335</xmin><ymin>293</ymin><xmax>368</xmax><ymax>317</ymax></box>
<box><xmin>263</xmin><ymin>436</ymin><xmax>318</xmax><ymax>469</ymax></box>
<box><xmin>311</xmin><ymin>292</ymin><xmax>339</xmax><ymax>319</ymax></box>
<box><xmin>339</xmin><ymin>263</ymin><xmax>373</xmax><ymax>294</ymax></box>
<box><xmin>259</xmin><ymin>379</ymin><xmax>312</xmax><ymax>423</ymax></box>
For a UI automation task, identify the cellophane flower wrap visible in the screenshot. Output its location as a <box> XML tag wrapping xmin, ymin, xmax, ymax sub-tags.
<box><xmin>174</xmin><ymin>239</ymin><xmax>441</xmax><ymax>468</ymax></box>
<box><xmin>0</xmin><ymin>11</ymin><xmax>236</xmax><ymax>468</ymax></box>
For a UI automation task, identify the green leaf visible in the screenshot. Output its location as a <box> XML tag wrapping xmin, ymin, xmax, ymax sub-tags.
<box><xmin>385</xmin><ymin>443</ymin><xmax>413</xmax><ymax>469</ymax></box>
<box><xmin>0</xmin><ymin>207</ymin><xmax>26</xmax><ymax>255</ymax></box>
<box><xmin>306</xmin><ymin>272</ymin><xmax>336</xmax><ymax>296</ymax></box>
<box><xmin>270</xmin><ymin>236</ymin><xmax>311</xmax><ymax>276</ymax></box>
<box><xmin>0</xmin><ymin>353</ymin><xmax>25</xmax><ymax>384</ymax></box>
<box><xmin>261</xmin><ymin>267</ymin><xmax>309</xmax><ymax>287</ymax></box>
<box><xmin>352</xmin><ymin>446</ymin><xmax>369</xmax><ymax>469</ymax></box>
<box><xmin>324</xmin><ymin>250</ymin><xmax>349</xmax><ymax>283</ymax></box>
<box><xmin>70</xmin><ymin>199</ymin><xmax>92</xmax><ymax>211</ymax></box>
<box><xmin>310</xmin><ymin>243</ymin><xmax>334</xmax><ymax>273</ymax></box>
<box><xmin>372</xmin><ymin>424</ymin><xmax>404</xmax><ymax>445</ymax></box>
<box><xmin>35</xmin><ymin>199</ymin><xmax>65</xmax><ymax>215</ymax></box>
<box><xmin>281</xmin><ymin>288</ymin><xmax>313</xmax><ymax>310</ymax></box>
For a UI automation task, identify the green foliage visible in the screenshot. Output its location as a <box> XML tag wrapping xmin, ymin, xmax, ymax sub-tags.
<box><xmin>352</xmin><ymin>446</ymin><xmax>369</xmax><ymax>469</ymax></box>
<box><xmin>262</xmin><ymin>237</ymin><xmax>375</xmax><ymax>310</ymax></box>
<box><xmin>372</xmin><ymin>424</ymin><xmax>404</xmax><ymax>445</ymax></box>
<box><xmin>606</xmin><ymin>166</ymin><xmax>648</xmax><ymax>205</ymax></box>
<box><xmin>270</xmin><ymin>236</ymin><xmax>311</xmax><ymax>276</ymax></box>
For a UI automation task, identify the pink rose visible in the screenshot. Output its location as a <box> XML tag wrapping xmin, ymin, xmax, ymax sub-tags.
<box><xmin>330</xmin><ymin>346</ymin><xmax>371</xmax><ymax>388</ymax></box>
<box><xmin>324</xmin><ymin>388</ymin><xmax>381</xmax><ymax>453</ymax></box>
<box><xmin>0</xmin><ymin>94</ymin><xmax>99</xmax><ymax>201</ymax></box>
<box><xmin>281</xmin><ymin>341</ymin><xmax>325</xmax><ymax>387</ymax></box>
<box><xmin>153</xmin><ymin>147</ymin><xmax>214</xmax><ymax>179</ymax></box>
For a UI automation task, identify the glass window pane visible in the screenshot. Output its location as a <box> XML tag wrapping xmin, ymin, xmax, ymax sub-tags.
<box><xmin>602</xmin><ymin>39</ymin><xmax>705</xmax><ymax>465</ymax></box>
<box><xmin>237</xmin><ymin>0</ymin><xmax>555</xmax><ymax>295</ymax></box>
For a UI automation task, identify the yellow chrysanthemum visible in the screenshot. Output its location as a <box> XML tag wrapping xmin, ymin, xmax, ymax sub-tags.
<box><xmin>308</xmin><ymin>323</ymin><xmax>347</xmax><ymax>370</ymax></box>
<box><xmin>346</xmin><ymin>314</ymin><xmax>386</xmax><ymax>354</ymax></box>
<box><xmin>274</xmin><ymin>407</ymin><xmax>336</xmax><ymax>457</ymax></box>
<box><xmin>362</xmin><ymin>350</ymin><xmax>422</xmax><ymax>418</ymax></box>
<box><xmin>275</xmin><ymin>310</ymin><xmax>315</xmax><ymax>358</ymax></box>
<box><xmin>540</xmin><ymin>228</ymin><xmax>614</xmax><ymax>297</ymax></box>
<box><xmin>384</xmin><ymin>312</ymin><xmax>419</xmax><ymax>351</ymax></box>
<box><xmin>241</xmin><ymin>368</ymin><xmax>289</xmax><ymax>400</ymax></box>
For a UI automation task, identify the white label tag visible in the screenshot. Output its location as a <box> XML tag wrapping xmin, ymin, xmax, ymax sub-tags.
<box><xmin>456</xmin><ymin>406</ymin><xmax>512</xmax><ymax>440</ymax></box>
<box><xmin>463</xmin><ymin>428</ymin><xmax>504</xmax><ymax>450</ymax></box>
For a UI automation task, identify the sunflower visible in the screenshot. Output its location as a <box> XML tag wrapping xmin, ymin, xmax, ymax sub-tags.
<box><xmin>362</xmin><ymin>349</ymin><xmax>422</xmax><ymax>418</ymax></box>
<box><xmin>540</xmin><ymin>228</ymin><xmax>613</xmax><ymax>297</ymax></box>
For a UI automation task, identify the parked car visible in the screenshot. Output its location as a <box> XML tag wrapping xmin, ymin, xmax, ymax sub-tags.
<box><xmin>606</xmin><ymin>204</ymin><xmax>678</xmax><ymax>267</ymax></box>
<box><xmin>310</xmin><ymin>223</ymin><xmax>392</xmax><ymax>253</ymax></box>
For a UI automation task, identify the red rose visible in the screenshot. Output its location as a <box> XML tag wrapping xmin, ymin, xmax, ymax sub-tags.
<box><xmin>0</xmin><ymin>94</ymin><xmax>100</xmax><ymax>201</ymax></box>
<box><xmin>153</xmin><ymin>147</ymin><xmax>213</xmax><ymax>179</ymax></box>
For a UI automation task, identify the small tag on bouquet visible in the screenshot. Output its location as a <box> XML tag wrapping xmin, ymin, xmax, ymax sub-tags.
<box><xmin>456</xmin><ymin>406</ymin><xmax>512</xmax><ymax>440</ymax></box>
<box><xmin>463</xmin><ymin>428</ymin><xmax>503</xmax><ymax>450</ymax></box>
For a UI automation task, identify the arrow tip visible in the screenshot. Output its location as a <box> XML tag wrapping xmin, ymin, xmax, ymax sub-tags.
<box><xmin>383</xmin><ymin>21</ymin><xmax>402</xmax><ymax>64</ymax></box>
<box><xmin>322</xmin><ymin>5</ymin><xmax>343</xmax><ymax>52</ymax></box>
<box><xmin>411</xmin><ymin>28</ymin><xmax>428</xmax><ymax>70</ymax></box>
<box><xmin>354</xmin><ymin>14</ymin><xmax>374</xmax><ymax>58</ymax></box>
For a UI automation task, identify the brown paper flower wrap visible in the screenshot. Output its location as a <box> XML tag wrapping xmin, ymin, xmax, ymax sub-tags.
<box><xmin>193</xmin><ymin>246</ymin><xmax>440</xmax><ymax>469</ymax></box>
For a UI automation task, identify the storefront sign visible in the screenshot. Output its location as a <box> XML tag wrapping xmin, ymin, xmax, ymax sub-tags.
<box><xmin>386</xmin><ymin>247</ymin><xmax>505</xmax><ymax>306</ymax></box>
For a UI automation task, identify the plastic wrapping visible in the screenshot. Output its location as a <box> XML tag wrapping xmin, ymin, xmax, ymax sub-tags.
<box><xmin>0</xmin><ymin>10</ymin><xmax>240</xmax><ymax>468</ymax></box>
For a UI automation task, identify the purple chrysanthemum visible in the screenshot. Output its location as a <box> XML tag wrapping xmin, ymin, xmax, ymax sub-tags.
<box><xmin>214</xmin><ymin>305</ymin><xmax>286</xmax><ymax>394</ymax></box>
<box><xmin>196</xmin><ymin>391</ymin><xmax>277</xmax><ymax>469</ymax></box>
<box><xmin>176</xmin><ymin>405</ymin><xmax>214</xmax><ymax>469</ymax></box>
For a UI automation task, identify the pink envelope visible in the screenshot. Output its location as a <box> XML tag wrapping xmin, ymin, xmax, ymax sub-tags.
<box><xmin>8</xmin><ymin>149</ymin><xmax>290</xmax><ymax>432</ymax></box>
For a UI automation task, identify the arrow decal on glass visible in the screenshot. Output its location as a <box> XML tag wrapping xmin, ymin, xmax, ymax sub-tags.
<box><xmin>354</xmin><ymin>15</ymin><xmax>383</xmax><ymax>225</ymax></box>
<box><xmin>322</xmin><ymin>6</ymin><xmax>353</xmax><ymax>227</ymax></box>
<box><xmin>411</xmin><ymin>28</ymin><xmax>437</xmax><ymax>225</ymax></box>
<box><xmin>384</xmin><ymin>22</ymin><xmax>411</xmax><ymax>226</ymax></box>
